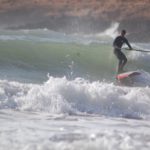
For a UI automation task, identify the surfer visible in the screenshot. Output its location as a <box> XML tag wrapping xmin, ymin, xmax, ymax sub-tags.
<box><xmin>113</xmin><ymin>29</ymin><xmax>132</xmax><ymax>73</ymax></box>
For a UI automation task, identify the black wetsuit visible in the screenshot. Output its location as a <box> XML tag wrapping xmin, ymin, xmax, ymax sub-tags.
<box><xmin>113</xmin><ymin>36</ymin><xmax>132</xmax><ymax>73</ymax></box>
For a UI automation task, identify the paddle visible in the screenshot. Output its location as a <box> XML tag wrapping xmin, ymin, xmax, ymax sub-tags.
<box><xmin>123</xmin><ymin>48</ymin><xmax>150</xmax><ymax>53</ymax></box>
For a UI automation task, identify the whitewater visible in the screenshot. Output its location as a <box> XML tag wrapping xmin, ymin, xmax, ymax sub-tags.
<box><xmin>0</xmin><ymin>25</ymin><xmax>150</xmax><ymax>150</ymax></box>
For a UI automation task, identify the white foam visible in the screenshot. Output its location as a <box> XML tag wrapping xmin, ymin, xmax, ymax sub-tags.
<box><xmin>0</xmin><ymin>77</ymin><xmax>150</xmax><ymax>119</ymax></box>
<box><xmin>0</xmin><ymin>110</ymin><xmax>150</xmax><ymax>150</ymax></box>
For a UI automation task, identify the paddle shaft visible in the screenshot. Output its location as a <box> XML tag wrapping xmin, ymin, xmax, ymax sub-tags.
<box><xmin>123</xmin><ymin>48</ymin><xmax>150</xmax><ymax>53</ymax></box>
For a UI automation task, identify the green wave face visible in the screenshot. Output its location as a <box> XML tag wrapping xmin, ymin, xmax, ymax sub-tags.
<box><xmin>0</xmin><ymin>30</ymin><xmax>150</xmax><ymax>82</ymax></box>
<box><xmin>0</xmin><ymin>40</ymin><xmax>117</xmax><ymax>82</ymax></box>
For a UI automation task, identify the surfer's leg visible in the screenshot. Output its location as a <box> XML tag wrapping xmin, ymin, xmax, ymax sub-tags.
<box><xmin>120</xmin><ymin>53</ymin><xmax>127</xmax><ymax>71</ymax></box>
<box><xmin>118</xmin><ymin>59</ymin><xmax>123</xmax><ymax>73</ymax></box>
<box><xmin>114</xmin><ymin>50</ymin><xmax>124</xmax><ymax>73</ymax></box>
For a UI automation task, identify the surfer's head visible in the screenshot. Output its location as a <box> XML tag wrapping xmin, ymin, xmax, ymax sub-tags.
<box><xmin>121</xmin><ymin>29</ymin><xmax>126</xmax><ymax>37</ymax></box>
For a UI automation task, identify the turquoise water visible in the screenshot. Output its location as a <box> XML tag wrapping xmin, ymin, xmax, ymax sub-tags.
<box><xmin>0</xmin><ymin>30</ymin><xmax>117</xmax><ymax>82</ymax></box>
<box><xmin>1</xmin><ymin>29</ymin><xmax>150</xmax><ymax>83</ymax></box>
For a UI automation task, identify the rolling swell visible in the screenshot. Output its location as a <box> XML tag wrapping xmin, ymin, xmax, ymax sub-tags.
<box><xmin>0</xmin><ymin>40</ymin><xmax>115</xmax><ymax>82</ymax></box>
<box><xmin>0</xmin><ymin>29</ymin><xmax>150</xmax><ymax>83</ymax></box>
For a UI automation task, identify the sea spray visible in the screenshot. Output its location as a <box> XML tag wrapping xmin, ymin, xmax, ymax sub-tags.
<box><xmin>0</xmin><ymin>77</ymin><xmax>150</xmax><ymax>119</ymax></box>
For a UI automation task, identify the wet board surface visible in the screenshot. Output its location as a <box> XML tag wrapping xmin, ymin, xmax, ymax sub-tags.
<box><xmin>116</xmin><ymin>71</ymin><xmax>141</xmax><ymax>80</ymax></box>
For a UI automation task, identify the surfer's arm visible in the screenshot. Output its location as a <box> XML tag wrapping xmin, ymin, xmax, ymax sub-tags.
<box><xmin>125</xmin><ymin>38</ymin><xmax>132</xmax><ymax>50</ymax></box>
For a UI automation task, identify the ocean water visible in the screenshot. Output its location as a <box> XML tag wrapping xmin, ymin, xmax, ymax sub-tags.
<box><xmin>0</xmin><ymin>26</ymin><xmax>150</xmax><ymax>150</ymax></box>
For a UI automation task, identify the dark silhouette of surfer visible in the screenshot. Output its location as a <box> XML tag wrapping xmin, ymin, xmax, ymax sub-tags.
<box><xmin>113</xmin><ymin>30</ymin><xmax>132</xmax><ymax>74</ymax></box>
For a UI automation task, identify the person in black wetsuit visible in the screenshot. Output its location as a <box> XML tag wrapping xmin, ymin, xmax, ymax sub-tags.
<box><xmin>113</xmin><ymin>30</ymin><xmax>132</xmax><ymax>74</ymax></box>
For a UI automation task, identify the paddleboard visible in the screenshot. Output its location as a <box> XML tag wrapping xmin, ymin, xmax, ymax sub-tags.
<box><xmin>116</xmin><ymin>71</ymin><xmax>141</xmax><ymax>80</ymax></box>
